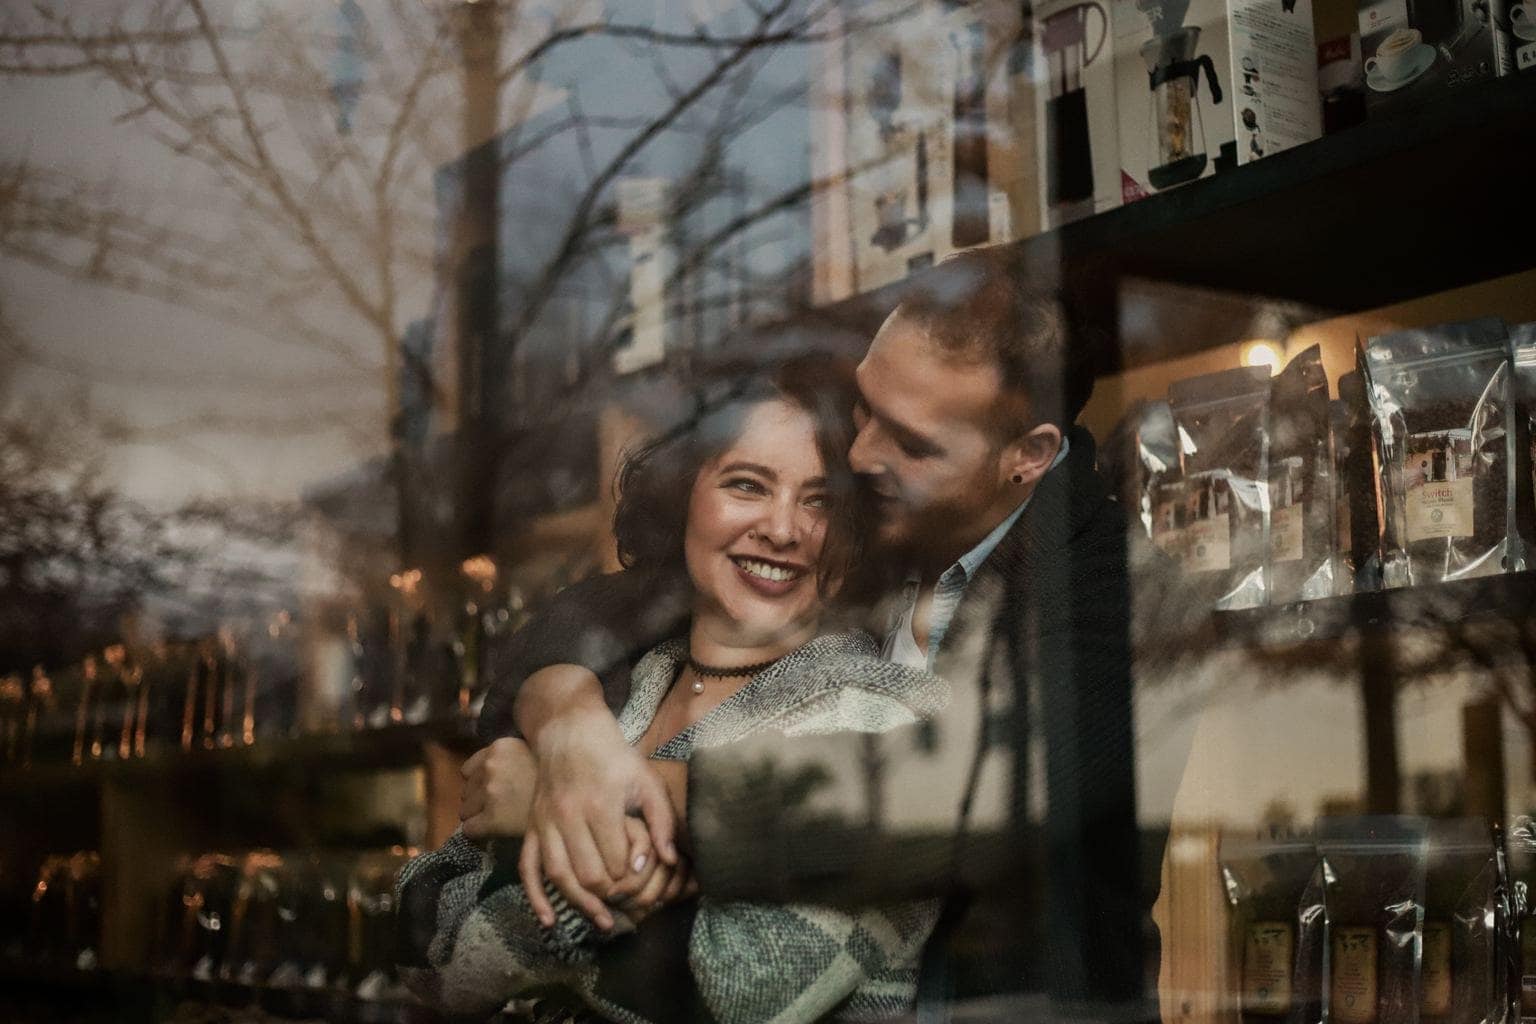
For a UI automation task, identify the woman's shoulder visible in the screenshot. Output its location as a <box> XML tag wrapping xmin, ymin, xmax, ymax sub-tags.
<box><xmin>682</xmin><ymin>631</ymin><xmax>950</xmax><ymax>750</ymax></box>
<box><xmin>763</xmin><ymin>631</ymin><xmax>951</xmax><ymax>719</ymax></box>
<box><xmin>796</xmin><ymin>628</ymin><xmax>881</xmax><ymax>659</ymax></box>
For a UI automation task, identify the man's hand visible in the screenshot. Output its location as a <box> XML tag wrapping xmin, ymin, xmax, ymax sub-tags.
<box><xmin>459</xmin><ymin>737</ymin><xmax>537</xmax><ymax>841</ymax></box>
<box><xmin>515</xmin><ymin>667</ymin><xmax>678</xmax><ymax>930</ymax></box>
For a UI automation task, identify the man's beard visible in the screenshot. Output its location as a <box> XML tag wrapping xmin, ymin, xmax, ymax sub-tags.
<box><xmin>873</xmin><ymin>501</ymin><xmax>970</xmax><ymax>578</ymax></box>
<box><xmin>880</xmin><ymin>477</ymin><xmax>1013</xmax><ymax>576</ymax></box>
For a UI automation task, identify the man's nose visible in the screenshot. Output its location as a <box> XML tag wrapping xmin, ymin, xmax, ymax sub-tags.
<box><xmin>848</xmin><ymin>421</ymin><xmax>880</xmax><ymax>476</ymax></box>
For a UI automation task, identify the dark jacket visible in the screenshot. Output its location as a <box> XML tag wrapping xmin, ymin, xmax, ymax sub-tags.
<box><xmin>479</xmin><ymin>426</ymin><xmax>1158</xmax><ymax>1021</ymax></box>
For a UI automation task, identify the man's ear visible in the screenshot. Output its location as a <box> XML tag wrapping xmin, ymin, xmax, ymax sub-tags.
<box><xmin>999</xmin><ymin>422</ymin><xmax>1063</xmax><ymax>488</ymax></box>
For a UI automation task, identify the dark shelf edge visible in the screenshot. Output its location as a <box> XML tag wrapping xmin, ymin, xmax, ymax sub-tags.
<box><xmin>1033</xmin><ymin>72</ymin><xmax>1536</xmax><ymax>269</ymax></box>
<box><xmin>0</xmin><ymin>962</ymin><xmax>152</xmax><ymax>992</ymax></box>
<box><xmin>0</xmin><ymin>962</ymin><xmax>448</xmax><ymax>1022</ymax></box>
<box><xmin>1211</xmin><ymin>570</ymin><xmax>1536</xmax><ymax>648</ymax></box>
<box><xmin>774</xmin><ymin>72</ymin><xmax>1536</xmax><ymax>371</ymax></box>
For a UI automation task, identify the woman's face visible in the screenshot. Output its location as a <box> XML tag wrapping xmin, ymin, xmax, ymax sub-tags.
<box><xmin>683</xmin><ymin>398</ymin><xmax>831</xmax><ymax>647</ymax></box>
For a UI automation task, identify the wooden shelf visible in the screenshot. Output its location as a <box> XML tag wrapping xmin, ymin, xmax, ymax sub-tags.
<box><xmin>780</xmin><ymin>73</ymin><xmax>1536</xmax><ymax>372</ymax></box>
<box><xmin>0</xmin><ymin>719</ymin><xmax>479</xmax><ymax>799</ymax></box>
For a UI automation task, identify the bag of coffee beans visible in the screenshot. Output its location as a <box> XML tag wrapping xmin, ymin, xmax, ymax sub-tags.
<box><xmin>1134</xmin><ymin>399</ymin><xmax>1181</xmax><ymax>546</ymax></box>
<box><xmin>1504</xmin><ymin>816</ymin><xmax>1536</xmax><ymax>1022</ymax></box>
<box><xmin>1362</xmin><ymin>318</ymin><xmax>1519</xmax><ymax>587</ymax></box>
<box><xmin>1333</xmin><ymin>370</ymin><xmax>1381</xmax><ymax>595</ymax></box>
<box><xmin>1330</xmin><ymin>399</ymin><xmax>1356</xmax><ymax>595</ymax></box>
<box><xmin>1512</xmin><ymin>323</ymin><xmax>1536</xmax><ymax>560</ymax></box>
<box><xmin>1168</xmin><ymin>366</ymin><xmax>1273</xmax><ymax>609</ymax></box>
<box><xmin>1220</xmin><ymin>832</ymin><xmax>1326</xmax><ymax>1023</ymax></box>
<box><xmin>1318</xmin><ymin>816</ymin><xmax>1429</xmax><ymax>1024</ymax></box>
<box><xmin>1269</xmin><ymin>346</ymin><xmax>1334</xmax><ymax>605</ymax></box>
<box><xmin>1421</xmin><ymin>819</ymin><xmax>1500</xmax><ymax>1024</ymax></box>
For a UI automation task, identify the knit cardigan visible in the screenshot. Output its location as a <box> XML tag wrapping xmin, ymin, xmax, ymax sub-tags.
<box><xmin>396</xmin><ymin>630</ymin><xmax>951</xmax><ymax>1024</ymax></box>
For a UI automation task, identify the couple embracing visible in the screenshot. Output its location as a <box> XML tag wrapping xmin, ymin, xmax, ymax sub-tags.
<box><xmin>396</xmin><ymin>246</ymin><xmax>1151</xmax><ymax>1024</ymax></box>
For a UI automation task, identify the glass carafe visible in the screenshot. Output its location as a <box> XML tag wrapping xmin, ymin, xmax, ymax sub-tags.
<box><xmin>1142</xmin><ymin>28</ymin><xmax>1222</xmax><ymax>190</ymax></box>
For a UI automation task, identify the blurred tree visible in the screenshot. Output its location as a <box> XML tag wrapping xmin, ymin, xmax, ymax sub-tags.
<box><xmin>0</xmin><ymin>0</ymin><xmax>885</xmax><ymax>569</ymax></box>
<box><xmin>0</xmin><ymin>307</ymin><xmax>305</xmax><ymax>669</ymax></box>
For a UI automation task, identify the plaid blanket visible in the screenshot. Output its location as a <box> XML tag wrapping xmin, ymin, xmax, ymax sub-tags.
<box><xmin>396</xmin><ymin>631</ymin><xmax>949</xmax><ymax>1023</ymax></box>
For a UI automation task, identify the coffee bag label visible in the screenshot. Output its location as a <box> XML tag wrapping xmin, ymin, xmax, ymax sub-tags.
<box><xmin>1185</xmin><ymin>513</ymin><xmax>1231</xmax><ymax>573</ymax></box>
<box><xmin>1406</xmin><ymin>477</ymin><xmax>1474</xmax><ymax>542</ymax></box>
<box><xmin>1271</xmin><ymin>504</ymin><xmax>1305</xmax><ymax>563</ymax></box>
<box><xmin>1152</xmin><ymin>496</ymin><xmax>1185</xmax><ymax>559</ymax></box>
<box><xmin>1153</xmin><ymin>526</ymin><xmax>1186</xmax><ymax>560</ymax></box>
<box><xmin>1331</xmin><ymin>926</ymin><xmax>1378</xmax><ymax>1024</ymax></box>
<box><xmin>1242</xmin><ymin>920</ymin><xmax>1293</xmax><ymax>1015</ymax></box>
<box><xmin>1421</xmin><ymin>920</ymin><xmax>1451</xmax><ymax>1017</ymax></box>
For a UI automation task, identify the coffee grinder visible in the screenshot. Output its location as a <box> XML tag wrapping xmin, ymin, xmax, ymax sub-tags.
<box><xmin>1136</xmin><ymin>0</ymin><xmax>1225</xmax><ymax>190</ymax></box>
<box><xmin>1040</xmin><ymin>1</ymin><xmax>1109</xmax><ymax>221</ymax></box>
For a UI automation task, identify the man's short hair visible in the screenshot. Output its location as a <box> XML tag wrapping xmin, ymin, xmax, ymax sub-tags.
<box><xmin>891</xmin><ymin>246</ymin><xmax>1096</xmax><ymax>434</ymax></box>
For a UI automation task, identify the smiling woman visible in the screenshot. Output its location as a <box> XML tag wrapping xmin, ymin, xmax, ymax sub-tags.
<box><xmin>683</xmin><ymin>406</ymin><xmax>829</xmax><ymax>653</ymax></box>
<box><xmin>613</xmin><ymin>355</ymin><xmax>869</xmax><ymax>602</ymax></box>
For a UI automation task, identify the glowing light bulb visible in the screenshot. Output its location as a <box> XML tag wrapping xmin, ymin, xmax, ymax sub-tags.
<box><xmin>1242</xmin><ymin>340</ymin><xmax>1282</xmax><ymax>374</ymax></box>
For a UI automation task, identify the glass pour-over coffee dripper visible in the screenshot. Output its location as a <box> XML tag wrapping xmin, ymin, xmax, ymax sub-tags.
<box><xmin>1142</xmin><ymin>26</ymin><xmax>1223</xmax><ymax>190</ymax></box>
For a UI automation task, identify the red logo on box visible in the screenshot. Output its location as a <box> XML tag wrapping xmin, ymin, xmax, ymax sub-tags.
<box><xmin>1318</xmin><ymin>37</ymin><xmax>1352</xmax><ymax>62</ymax></box>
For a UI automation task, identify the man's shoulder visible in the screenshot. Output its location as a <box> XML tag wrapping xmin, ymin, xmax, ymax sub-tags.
<box><xmin>997</xmin><ymin>441</ymin><xmax>1127</xmax><ymax>571</ymax></box>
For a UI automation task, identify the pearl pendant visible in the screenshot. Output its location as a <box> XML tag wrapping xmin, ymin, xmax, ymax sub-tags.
<box><xmin>691</xmin><ymin>679</ymin><xmax>706</xmax><ymax>695</ymax></box>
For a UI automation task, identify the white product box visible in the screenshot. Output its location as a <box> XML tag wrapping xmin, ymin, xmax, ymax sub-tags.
<box><xmin>1227</xmin><ymin>0</ymin><xmax>1323</xmax><ymax>163</ymax></box>
<box><xmin>1503</xmin><ymin>0</ymin><xmax>1536</xmax><ymax>71</ymax></box>
<box><xmin>1034</xmin><ymin>0</ymin><xmax>1123</xmax><ymax>227</ymax></box>
<box><xmin>933</xmin><ymin>1</ymin><xmax>1040</xmax><ymax>250</ymax></box>
<box><xmin>1112</xmin><ymin>0</ymin><xmax>1239</xmax><ymax>202</ymax></box>
<box><xmin>843</xmin><ymin>2</ymin><xmax>949</xmax><ymax>292</ymax></box>
<box><xmin>611</xmin><ymin>178</ymin><xmax>672</xmax><ymax>376</ymax></box>
<box><xmin>1358</xmin><ymin>0</ymin><xmax>1504</xmax><ymax>115</ymax></box>
<box><xmin>835</xmin><ymin>1</ymin><xmax>1039</xmax><ymax>295</ymax></box>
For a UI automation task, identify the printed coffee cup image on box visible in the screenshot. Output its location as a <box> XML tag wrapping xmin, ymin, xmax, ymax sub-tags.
<box><xmin>1357</xmin><ymin>0</ymin><xmax>1499</xmax><ymax>114</ymax></box>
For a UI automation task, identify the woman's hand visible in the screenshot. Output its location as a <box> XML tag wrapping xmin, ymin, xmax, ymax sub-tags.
<box><xmin>517</xmin><ymin>690</ymin><xmax>678</xmax><ymax>931</ymax></box>
<box><xmin>609</xmin><ymin>817</ymin><xmax>698</xmax><ymax>925</ymax></box>
<box><xmin>459</xmin><ymin>737</ymin><xmax>538</xmax><ymax>841</ymax></box>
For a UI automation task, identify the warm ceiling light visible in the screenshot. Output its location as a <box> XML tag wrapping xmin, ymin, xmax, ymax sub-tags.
<box><xmin>1242</xmin><ymin>340</ymin><xmax>1283</xmax><ymax>374</ymax></box>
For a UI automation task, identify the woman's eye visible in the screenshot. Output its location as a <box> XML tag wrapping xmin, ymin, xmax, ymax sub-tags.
<box><xmin>726</xmin><ymin>477</ymin><xmax>766</xmax><ymax>494</ymax></box>
<box><xmin>803</xmin><ymin>493</ymin><xmax>829</xmax><ymax>510</ymax></box>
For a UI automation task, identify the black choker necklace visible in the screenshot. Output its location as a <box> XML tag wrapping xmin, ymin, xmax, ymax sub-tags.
<box><xmin>685</xmin><ymin>654</ymin><xmax>783</xmax><ymax>694</ymax></box>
